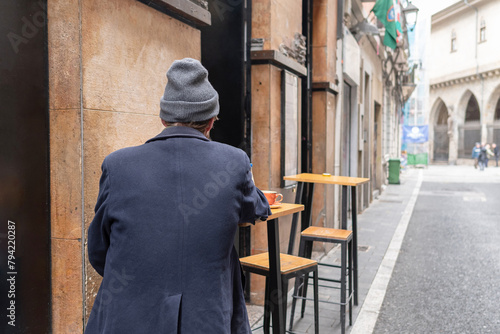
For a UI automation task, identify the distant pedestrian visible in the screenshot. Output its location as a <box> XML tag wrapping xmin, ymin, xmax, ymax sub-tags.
<box><xmin>485</xmin><ymin>144</ymin><xmax>494</xmax><ymax>167</ymax></box>
<box><xmin>471</xmin><ymin>142</ymin><xmax>481</xmax><ymax>169</ymax></box>
<box><xmin>478</xmin><ymin>145</ymin><xmax>488</xmax><ymax>171</ymax></box>
<box><xmin>492</xmin><ymin>143</ymin><xmax>499</xmax><ymax>167</ymax></box>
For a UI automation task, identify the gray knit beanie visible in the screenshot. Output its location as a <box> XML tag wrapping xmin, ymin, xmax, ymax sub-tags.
<box><xmin>160</xmin><ymin>58</ymin><xmax>219</xmax><ymax>122</ymax></box>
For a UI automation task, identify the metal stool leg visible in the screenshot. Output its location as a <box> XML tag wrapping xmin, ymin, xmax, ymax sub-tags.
<box><xmin>281</xmin><ymin>278</ymin><xmax>289</xmax><ymax>330</ymax></box>
<box><xmin>300</xmin><ymin>272</ymin><xmax>310</xmax><ymax>318</ymax></box>
<box><xmin>297</xmin><ymin>238</ymin><xmax>311</xmax><ymax>318</ymax></box>
<box><xmin>289</xmin><ymin>275</ymin><xmax>301</xmax><ymax>330</ymax></box>
<box><xmin>313</xmin><ymin>268</ymin><xmax>319</xmax><ymax>334</ymax></box>
<box><xmin>348</xmin><ymin>239</ymin><xmax>353</xmax><ymax>326</ymax></box>
<box><xmin>340</xmin><ymin>241</ymin><xmax>347</xmax><ymax>334</ymax></box>
<box><xmin>264</xmin><ymin>277</ymin><xmax>271</xmax><ymax>334</ymax></box>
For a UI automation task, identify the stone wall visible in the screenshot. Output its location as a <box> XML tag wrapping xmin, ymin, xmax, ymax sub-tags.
<box><xmin>312</xmin><ymin>0</ymin><xmax>337</xmax><ymax>83</ymax></box>
<box><xmin>252</xmin><ymin>0</ymin><xmax>303</xmax><ymax>51</ymax></box>
<box><xmin>48</xmin><ymin>0</ymin><xmax>201</xmax><ymax>331</ymax></box>
<box><xmin>310</xmin><ymin>0</ymin><xmax>339</xmax><ymax>238</ymax></box>
<box><xmin>249</xmin><ymin>0</ymin><xmax>304</xmax><ymax>305</ymax></box>
<box><xmin>358</xmin><ymin>35</ymin><xmax>384</xmax><ymax>208</ymax></box>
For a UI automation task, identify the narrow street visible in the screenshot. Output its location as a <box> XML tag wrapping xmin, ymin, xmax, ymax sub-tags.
<box><xmin>251</xmin><ymin>165</ymin><xmax>500</xmax><ymax>334</ymax></box>
<box><xmin>3</xmin><ymin>0</ymin><xmax>500</xmax><ymax>331</ymax></box>
<box><xmin>374</xmin><ymin>165</ymin><xmax>500</xmax><ymax>333</ymax></box>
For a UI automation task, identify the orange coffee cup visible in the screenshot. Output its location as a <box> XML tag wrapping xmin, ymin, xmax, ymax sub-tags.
<box><xmin>262</xmin><ymin>191</ymin><xmax>283</xmax><ymax>206</ymax></box>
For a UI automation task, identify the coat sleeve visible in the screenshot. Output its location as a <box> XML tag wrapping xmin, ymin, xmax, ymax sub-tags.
<box><xmin>87</xmin><ymin>159</ymin><xmax>113</xmax><ymax>276</ymax></box>
<box><xmin>239</xmin><ymin>155</ymin><xmax>272</xmax><ymax>224</ymax></box>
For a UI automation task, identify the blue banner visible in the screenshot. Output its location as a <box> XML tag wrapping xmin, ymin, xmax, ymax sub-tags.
<box><xmin>403</xmin><ymin>125</ymin><xmax>428</xmax><ymax>143</ymax></box>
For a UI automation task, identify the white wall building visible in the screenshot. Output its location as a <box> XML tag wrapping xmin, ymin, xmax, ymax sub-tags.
<box><xmin>429</xmin><ymin>0</ymin><xmax>500</xmax><ymax>164</ymax></box>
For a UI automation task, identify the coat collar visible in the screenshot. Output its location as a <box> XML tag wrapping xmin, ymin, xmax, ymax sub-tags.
<box><xmin>145</xmin><ymin>126</ymin><xmax>210</xmax><ymax>144</ymax></box>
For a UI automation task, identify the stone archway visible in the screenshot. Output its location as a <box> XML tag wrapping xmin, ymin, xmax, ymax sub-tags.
<box><xmin>457</xmin><ymin>90</ymin><xmax>482</xmax><ymax>158</ymax></box>
<box><xmin>431</xmin><ymin>99</ymin><xmax>450</xmax><ymax>162</ymax></box>
<box><xmin>491</xmin><ymin>98</ymin><xmax>500</xmax><ymax>144</ymax></box>
<box><xmin>486</xmin><ymin>84</ymin><xmax>500</xmax><ymax>144</ymax></box>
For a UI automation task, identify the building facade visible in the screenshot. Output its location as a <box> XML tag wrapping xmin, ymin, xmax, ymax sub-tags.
<box><xmin>0</xmin><ymin>0</ymin><xmax>414</xmax><ymax>331</ymax></box>
<box><xmin>429</xmin><ymin>0</ymin><xmax>500</xmax><ymax>164</ymax></box>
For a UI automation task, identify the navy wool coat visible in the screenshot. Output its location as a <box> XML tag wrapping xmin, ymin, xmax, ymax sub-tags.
<box><xmin>86</xmin><ymin>126</ymin><xmax>271</xmax><ymax>334</ymax></box>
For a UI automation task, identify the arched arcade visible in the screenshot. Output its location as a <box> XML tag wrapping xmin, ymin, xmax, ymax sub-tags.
<box><xmin>457</xmin><ymin>90</ymin><xmax>481</xmax><ymax>158</ymax></box>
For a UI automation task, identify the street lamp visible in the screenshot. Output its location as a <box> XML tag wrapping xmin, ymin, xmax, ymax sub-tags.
<box><xmin>403</xmin><ymin>1</ymin><xmax>419</xmax><ymax>31</ymax></box>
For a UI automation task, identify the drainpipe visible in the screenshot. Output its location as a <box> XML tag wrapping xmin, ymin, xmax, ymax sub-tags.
<box><xmin>302</xmin><ymin>0</ymin><xmax>313</xmax><ymax>175</ymax></box>
<box><xmin>301</xmin><ymin>0</ymin><xmax>313</xmax><ymax>232</ymax></box>
<box><xmin>463</xmin><ymin>0</ymin><xmax>486</xmax><ymax>142</ymax></box>
<box><xmin>245</xmin><ymin>0</ymin><xmax>252</xmax><ymax>157</ymax></box>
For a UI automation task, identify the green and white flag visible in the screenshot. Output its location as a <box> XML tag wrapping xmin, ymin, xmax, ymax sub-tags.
<box><xmin>372</xmin><ymin>0</ymin><xmax>403</xmax><ymax>49</ymax></box>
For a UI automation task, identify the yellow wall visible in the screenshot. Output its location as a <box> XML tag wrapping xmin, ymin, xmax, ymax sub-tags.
<box><xmin>249</xmin><ymin>0</ymin><xmax>341</xmax><ymax>303</ymax></box>
<box><xmin>311</xmin><ymin>0</ymin><xmax>339</xmax><ymax>233</ymax></box>
<box><xmin>312</xmin><ymin>0</ymin><xmax>338</xmax><ymax>83</ymax></box>
<box><xmin>250</xmin><ymin>0</ymin><xmax>304</xmax><ymax>305</ymax></box>
<box><xmin>49</xmin><ymin>0</ymin><xmax>201</xmax><ymax>331</ymax></box>
<box><xmin>252</xmin><ymin>0</ymin><xmax>303</xmax><ymax>50</ymax></box>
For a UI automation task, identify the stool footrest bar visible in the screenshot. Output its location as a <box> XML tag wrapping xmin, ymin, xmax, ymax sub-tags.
<box><xmin>292</xmin><ymin>295</ymin><xmax>353</xmax><ymax>306</ymax></box>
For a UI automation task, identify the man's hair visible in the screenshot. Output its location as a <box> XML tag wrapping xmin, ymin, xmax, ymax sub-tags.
<box><xmin>165</xmin><ymin>116</ymin><xmax>218</xmax><ymax>135</ymax></box>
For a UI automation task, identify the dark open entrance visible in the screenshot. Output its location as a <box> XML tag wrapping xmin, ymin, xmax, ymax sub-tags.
<box><xmin>0</xmin><ymin>0</ymin><xmax>51</xmax><ymax>332</ymax></box>
<box><xmin>200</xmin><ymin>1</ymin><xmax>253</xmax><ymax>299</ymax></box>
<box><xmin>490</xmin><ymin>98</ymin><xmax>500</xmax><ymax>145</ymax></box>
<box><xmin>373</xmin><ymin>102</ymin><xmax>382</xmax><ymax>192</ymax></box>
<box><xmin>433</xmin><ymin>101</ymin><xmax>449</xmax><ymax>161</ymax></box>
<box><xmin>341</xmin><ymin>82</ymin><xmax>352</xmax><ymax>177</ymax></box>
<box><xmin>200</xmin><ymin>2</ymin><xmax>250</xmax><ymax>153</ymax></box>
<box><xmin>459</xmin><ymin>94</ymin><xmax>481</xmax><ymax>158</ymax></box>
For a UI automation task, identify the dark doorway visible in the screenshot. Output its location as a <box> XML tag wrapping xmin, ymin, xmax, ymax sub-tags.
<box><xmin>0</xmin><ymin>0</ymin><xmax>51</xmax><ymax>332</ymax></box>
<box><xmin>200</xmin><ymin>1</ymin><xmax>252</xmax><ymax>300</ymax></box>
<box><xmin>362</xmin><ymin>73</ymin><xmax>370</xmax><ymax>209</ymax></box>
<box><xmin>200</xmin><ymin>1</ymin><xmax>249</xmax><ymax>153</ymax></box>
<box><xmin>465</xmin><ymin>95</ymin><xmax>480</xmax><ymax>121</ymax></box>
<box><xmin>495</xmin><ymin>98</ymin><xmax>500</xmax><ymax>120</ymax></box>
<box><xmin>433</xmin><ymin>102</ymin><xmax>449</xmax><ymax>161</ymax></box>
<box><xmin>491</xmin><ymin>98</ymin><xmax>500</xmax><ymax>145</ymax></box>
<box><xmin>341</xmin><ymin>82</ymin><xmax>352</xmax><ymax>177</ymax></box>
<box><xmin>373</xmin><ymin>102</ymin><xmax>382</xmax><ymax>192</ymax></box>
<box><xmin>459</xmin><ymin>94</ymin><xmax>481</xmax><ymax>158</ymax></box>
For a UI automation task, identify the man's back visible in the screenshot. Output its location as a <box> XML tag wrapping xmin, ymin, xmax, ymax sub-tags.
<box><xmin>86</xmin><ymin>126</ymin><xmax>269</xmax><ymax>333</ymax></box>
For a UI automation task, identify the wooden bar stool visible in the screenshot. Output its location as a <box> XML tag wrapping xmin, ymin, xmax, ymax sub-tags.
<box><xmin>290</xmin><ymin>227</ymin><xmax>353</xmax><ymax>334</ymax></box>
<box><xmin>240</xmin><ymin>253</ymin><xmax>319</xmax><ymax>334</ymax></box>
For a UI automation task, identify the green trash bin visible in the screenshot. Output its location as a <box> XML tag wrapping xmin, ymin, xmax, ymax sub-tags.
<box><xmin>388</xmin><ymin>158</ymin><xmax>401</xmax><ymax>184</ymax></box>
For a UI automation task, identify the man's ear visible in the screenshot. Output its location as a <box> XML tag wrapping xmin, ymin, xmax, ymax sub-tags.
<box><xmin>204</xmin><ymin>117</ymin><xmax>216</xmax><ymax>138</ymax></box>
<box><xmin>207</xmin><ymin>117</ymin><xmax>215</xmax><ymax>131</ymax></box>
<box><xmin>161</xmin><ymin>119</ymin><xmax>168</xmax><ymax>127</ymax></box>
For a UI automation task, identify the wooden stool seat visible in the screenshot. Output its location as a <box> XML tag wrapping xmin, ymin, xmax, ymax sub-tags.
<box><xmin>301</xmin><ymin>226</ymin><xmax>352</xmax><ymax>240</ymax></box>
<box><xmin>240</xmin><ymin>252</ymin><xmax>317</xmax><ymax>275</ymax></box>
<box><xmin>291</xmin><ymin>226</ymin><xmax>354</xmax><ymax>334</ymax></box>
<box><xmin>241</xmin><ymin>252</ymin><xmax>319</xmax><ymax>334</ymax></box>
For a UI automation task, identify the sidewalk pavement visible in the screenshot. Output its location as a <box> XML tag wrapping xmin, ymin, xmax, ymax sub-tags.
<box><xmin>247</xmin><ymin>167</ymin><xmax>422</xmax><ymax>333</ymax></box>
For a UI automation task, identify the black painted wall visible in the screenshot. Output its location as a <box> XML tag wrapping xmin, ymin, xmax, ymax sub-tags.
<box><xmin>200</xmin><ymin>1</ymin><xmax>249</xmax><ymax>153</ymax></box>
<box><xmin>0</xmin><ymin>0</ymin><xmax>51</xmax><ymax>332</ymax></box>
<box><xmin>200</xmin><ymin>0</ymin><xmax>252</xmax><ymax>299</ymax></box>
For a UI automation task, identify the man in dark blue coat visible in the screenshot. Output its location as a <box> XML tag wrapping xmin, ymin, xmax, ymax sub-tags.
<box><xmin>86</xmin><ymin>58</ymin><xmax>271</xmax><ymax>333</ymax></box>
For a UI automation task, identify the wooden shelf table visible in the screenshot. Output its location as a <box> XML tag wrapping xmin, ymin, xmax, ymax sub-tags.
<box><xmin>283</xmin><ymin>173</ymin><xmax>369</xmax><ymax>305</ymax></box>
<box><xmin>242</xmin><ymin>203</ymin><xmax>304</xmax><ymax>334</ymax></box>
